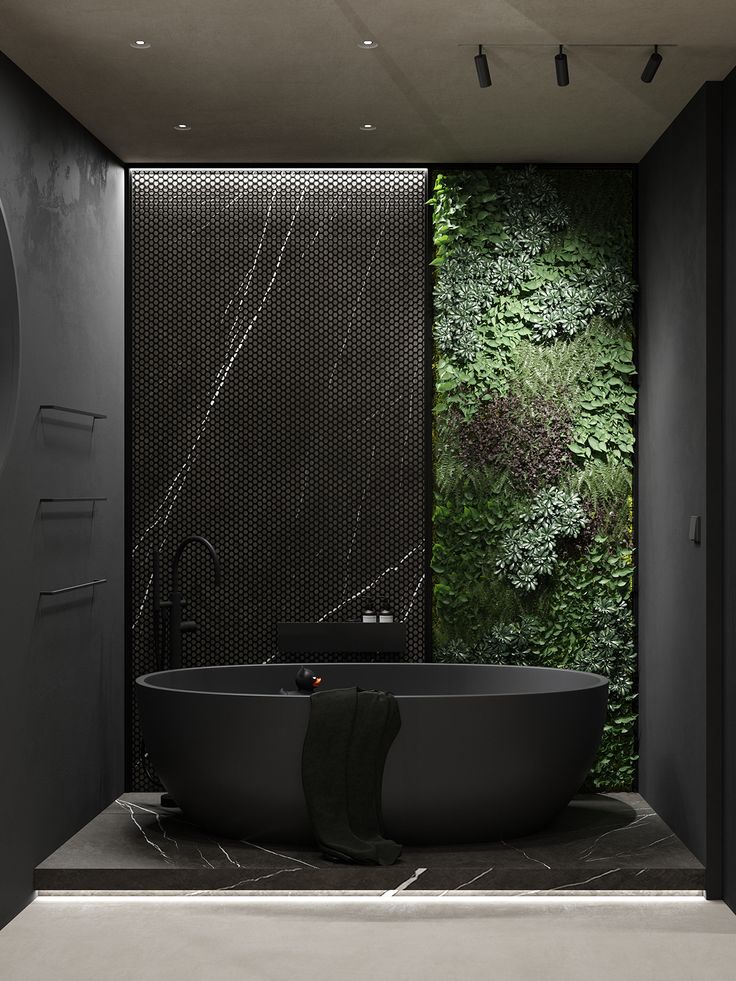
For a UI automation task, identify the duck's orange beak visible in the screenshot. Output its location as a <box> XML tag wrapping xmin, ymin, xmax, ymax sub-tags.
<box><xmin>313</xmin><ymin>676</ymin><xmax>322</xmax><ymax>687</ymax></box>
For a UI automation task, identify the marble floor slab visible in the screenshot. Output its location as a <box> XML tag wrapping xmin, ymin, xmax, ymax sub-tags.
<box><xmin>35</xmin><ymin>792</ymin><xmax>704</xmax><ymax>894</ymax></box>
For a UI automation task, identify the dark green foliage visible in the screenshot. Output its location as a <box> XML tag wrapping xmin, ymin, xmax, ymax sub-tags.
<box><xmin>496</xmin><ymin>488</ymin><xmax>587</xmax><ymax>592</ymax></box>
<box><xmin>456</xmin><ymin>394</ymin><xmax>574</xmax><ymax>492</ymax></box>
<box><xmin>431</xmin><ymin>167</ymin><xmax>637</xmax><ymax>791</ymax></box>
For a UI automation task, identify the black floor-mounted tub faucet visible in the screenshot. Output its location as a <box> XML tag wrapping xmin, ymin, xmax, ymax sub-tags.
<box><xmin>160</xmin><ymin>536</ymin><xmax>221</xmax><ymax>670</ymax></box>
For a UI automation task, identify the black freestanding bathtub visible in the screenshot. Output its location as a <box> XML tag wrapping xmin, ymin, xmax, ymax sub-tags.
<box><xmin>137</xmin><ymin>663</ymin><xmax>607</xmax><ymax>844</ymax></box>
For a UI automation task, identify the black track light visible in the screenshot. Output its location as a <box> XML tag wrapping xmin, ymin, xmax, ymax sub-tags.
<box><xmin>475</xmin><ymin>45</ymin><xmax>492</xmax><ymax>88</ymax></box>
<box><xmin>641</xmin><ymin>45</ymin><xmax>662</xmax><ymax>83</ymax></box>
<box><xmin>555</xmin><ymin>45</ymin><xmax>569</xmax><ymax>86</ymax></box>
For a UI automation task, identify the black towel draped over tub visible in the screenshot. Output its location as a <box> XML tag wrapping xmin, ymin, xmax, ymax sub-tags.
<box><xmin>301</xmin><ymin>687</ymin><xmax>402</xmax><ymax>865</ymax></box>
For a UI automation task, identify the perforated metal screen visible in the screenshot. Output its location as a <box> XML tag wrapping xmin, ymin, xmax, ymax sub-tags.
<box><xmin>129</xmin><ymin>168</ymin><xmax>428</xmax><ymax>788</ymax></box>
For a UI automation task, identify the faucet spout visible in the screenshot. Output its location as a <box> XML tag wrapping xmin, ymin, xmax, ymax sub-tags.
<box><xmin>171</xmin><ymin>535</ymin><xmax>221</xmax><ymax>593</ymax></box>
<box><xmin>169</xmin><ymin>536</ymin><xmax>221</xmax><ymax>669</ymax></box>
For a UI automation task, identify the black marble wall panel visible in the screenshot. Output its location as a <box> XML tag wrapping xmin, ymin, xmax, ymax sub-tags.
<box><xmin>130</xmin><ymin>169</ymin><xmax>428</xmax><ymax>788</ymax></box>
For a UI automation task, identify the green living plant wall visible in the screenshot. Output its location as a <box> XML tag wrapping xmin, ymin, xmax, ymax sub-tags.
<box><xmin>431</xmin><ymin>167</ymin><xmax>637</xmax><ymax>790</ymax></box>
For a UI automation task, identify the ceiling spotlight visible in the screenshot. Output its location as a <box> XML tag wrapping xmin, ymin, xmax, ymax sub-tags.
<box><xmin>359</xmin><ymin>39</ymin><xmax>377</xmax><ymax>49</ymax></box>
<box><xmin>130</xmin><ymin>40</ymin><xmax>150</xmax><ymax>49</ymax></box>
<box><xmin>474</xmin><ymin>45</ymin><xmax>492</xmax><ymax>88</ymax></box>
<box><xmin>555</xmin><ymin>44</ymin><xmax>569</xmax><ymax>87</ymax></box>
<box><xmin>360</xmin><ymin>123</ymin><xmax>376</xmax><ymax>131</ymax></box>
<box><xmin>174</xmin><ymin>123</ymin><xmax>191</xmax><ymax>131</ymax></box>
<box><xmin>641</xmin><ymin>45</ymin><xmax>662</xmax><ymax>83</ymax></box>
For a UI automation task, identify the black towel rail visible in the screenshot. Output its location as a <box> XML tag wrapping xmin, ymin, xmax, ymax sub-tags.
<box><xmin>39</xmin><ymin>497</ymin><xmax>107</xmax><ymax>503</ymax></box>
<box><xmin>39</xmin><ymin>405</ymin><xmax>107</xmax><ymax>420</ymax></box>
<box><xmin>39</xmin><ymin>579</ymin><xmax>107</xmax><ymax>596</ymax></box>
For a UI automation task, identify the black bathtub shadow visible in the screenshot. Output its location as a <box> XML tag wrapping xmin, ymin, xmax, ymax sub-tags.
<box><xmin>507</xmin><ymin>792</ymin><xmax>639</xmax><ymax>846</ymax></box>
<box><xmin>416</xmin><ymin>794</ymin><xmax>641</xmax><ymax>854</ymax></box>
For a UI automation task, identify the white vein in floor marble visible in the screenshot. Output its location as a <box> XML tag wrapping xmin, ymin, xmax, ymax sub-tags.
<box><xmin>500</xmin><ymin>840</ymin><xmax>552</xmax><ymax>870</ymax></box>
<box><xmin>583</xmin><ymin>833</ymin><xmax>676</xmax><ymax>864</ymax></box>
<box><xmin>578</xmin><ymin>811</ymin><xmax>656</xmax><ymax>861</ymax></box>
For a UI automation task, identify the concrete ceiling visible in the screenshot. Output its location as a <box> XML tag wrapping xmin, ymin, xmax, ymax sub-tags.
<box><xmin>0</xmin><ymin>0</ymin><xmax>735</xmax><ymax>163</ymax></box>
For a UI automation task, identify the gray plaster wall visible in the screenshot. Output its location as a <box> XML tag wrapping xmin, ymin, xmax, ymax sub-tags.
<box><xmin>0</xmin><ymin>52</ymin><xmax>125</xmax><ymax>927</ymax></box>
<box><xmin>722</xmin><ymin>65</ymin><xmax>736</xmax><ymax>912</ymax></box>
<box><xmin>637</xmin><ymin>84</ymin><xmax>721</xmax><ymax>869</ymax></box>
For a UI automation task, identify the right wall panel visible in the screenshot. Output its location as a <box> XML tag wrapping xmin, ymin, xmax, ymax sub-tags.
<box><xmin>722</xmin><ymin>66</ymin><xmax>736</xmax><ymax>911</ymax></box>
<box><xmin>638</xmin><ymin>83</ymin><xmax>722</xmax><ymax>875</ymax></box>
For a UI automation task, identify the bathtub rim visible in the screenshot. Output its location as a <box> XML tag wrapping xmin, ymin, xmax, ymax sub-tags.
<box><xmin>136</xmin><ymin>661</ymin><xmax>609</xmax><ymax>699</ymax></box>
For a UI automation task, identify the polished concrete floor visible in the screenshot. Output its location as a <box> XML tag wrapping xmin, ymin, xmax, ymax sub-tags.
<box><xmin>0</xmin><ymin>897</ymin><xmax>735</xmax><ymax>980</ymax></box>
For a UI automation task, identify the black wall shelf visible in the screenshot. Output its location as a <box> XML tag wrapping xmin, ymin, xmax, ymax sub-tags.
<box><xmin>277</xmin><ymin>621</ymin><xmax>407</xmax><ymax>655</ymax></box>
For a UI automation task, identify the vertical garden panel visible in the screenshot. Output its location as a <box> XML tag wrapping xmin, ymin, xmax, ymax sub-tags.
<box><xmin>431</xmin><ymin>168</ymin><xmax>636</xmax><ymax>790</ymax></box>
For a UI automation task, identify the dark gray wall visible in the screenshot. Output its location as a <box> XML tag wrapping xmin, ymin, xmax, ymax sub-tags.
<box><xmin>638</xmin><ymin>84</ymin><xmax>722</xmax><ymax>869</ymax></box>
<box><xmin>723</xmin><ymin>65</ymin><xmax>736</xmax><ymax>912</ymax></box>
<box><xmin>0</xmin><ymin>53</ymin><xmax>125</xmax><ymax>927</ymax></box>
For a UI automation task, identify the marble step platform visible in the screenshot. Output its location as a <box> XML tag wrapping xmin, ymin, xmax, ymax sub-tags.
<box><xmin>35</xmin><ymin>792</ymin><xmax>704</xmax><ymax>895</ymax></box>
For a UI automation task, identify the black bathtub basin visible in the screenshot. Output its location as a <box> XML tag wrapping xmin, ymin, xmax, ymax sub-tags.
<box><xmin>136</xmin><ymin>663</ymin><xmax>608</xmax><ymax>844</ymax></box>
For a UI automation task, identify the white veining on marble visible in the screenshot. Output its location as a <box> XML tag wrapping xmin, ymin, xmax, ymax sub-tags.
<box><xmin>119</xmin><ymin>799</ymin><xmax>180</xmax><ymax>851</ymax></box>
<box><xmin>401</xmin><ymin>570</ymin><xmax>426</xmax><ymax>622</ymax></box>
<box><xmin>240</xmin><ymin>840</ymin><xmax>324</xmax><ymax>871</ymax></box>
<box><xmin>443</xmin><ymin>866</ymin><xmax>495</xmax><ymax>896</ymax></box>
<box><xmin>200</xmin><ymin>190</ymin><xmax>248</xmax><ymax>232</ymax></box>
<box><xmin>216</xmin><ymin>843</ymin><xmax>243</xmax><ymax>869</ymax></box>
<box><xmin>340</xmin><ymin>407</ymin><xmax>388</xmax><ymax>596</ymax></box>
<box><xmin>501</xmin><ymin>840</ymin><xmax>552</xmax><ymax>871</ymax></box>
<box><xmin>577</xmin><ymin>812</ymin><xmax>655</xmax><ymax>861</ymax></box>
<box><xmin>511</xmin><ymin>867</ymin><xmax>624</xmax><ymax>898</ymax></box>
<box><xmin>186</xmin><ymin>867</ymin><xmax>302</xmax><ymax>896</ymax></box>
<box><xmin>115</xmin><ymin>800</ymin><xmax>173</xmax><ymax>864</ymax></box>
<box><xmin>134</xmin><ymin>179</ymin><xmax>356</xmax><ymax>572</ymax></box>
<box><xmin>285</xmin><ymin>192</ymin><xmax>416</xmax><ymax>613</ymax></box>
<box><xmin>546</xmin><ymin>867</ymin><xmax>623</xmax><ymax>892</ymax></box>
<box><xmin>397</xmin><ymin>388</ymin><xmax>415</xmax><ymax>499</ymax></box>
<box><xmin>382</xmin><ymin>867</ymin><xmax>428</xmax><ymax>897</ymax></box>
<box><xmin>116</xmin><ymin>800</ymin><xmax>320</xmax><ymax>876</ymax></box>
<box><xmin>132</xmin><ymin>571</ymin><xmax>154</xmax><ymax>629</ymax></box>
<box><xmin>130</xmin><ymin>180</ymin><xmax>380</xmax><ymax>652</ymax></box>
<box><xmin>318</xmin><ymin>542</ymin><xmax>423</xmax><ymax>621</ymax></box>
<box><xmin>326</xmin><ymin>199</ymin><xmax>390</xmax><ymax>389</ymax></box>
<box><xmin>292</xmin><ymin>391</ymin><xmax>406</xmax><ymax>550</ymax></box>
<box><xmin>287</xmin><ymin>194</ymin><xmax>390</xmax><ymax>531</ymax></box>
<box><xmin>584</xmin><ymin>833</ymin><xmax>676</xmax><ymax>864</ymax></box>
<box><xmin>196</xmin><ymin>848</ymin><xmax>215</xmax><ymax>870</ymax></box>
<box><xmin>224</xmin><ymin>187</ymin><xmax>280</xmax><ymax>344</ymax></box>
<box><xmin>294</xmin><ymin>189</ymin><xmax>352</xmax><ymax>266</ymax></box>
<box><xmin>130</xmin><ymin>187</ymin><xmax>307</xmax><ymax>635</ymax></box>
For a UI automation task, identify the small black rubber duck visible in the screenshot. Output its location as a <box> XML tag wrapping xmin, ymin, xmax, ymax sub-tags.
<box><xmin>295</xmin><ymin>666</ymin><xmax>322</xmax><ymax>693</ymax></box>
<box><xmin>280</xmin><ymin>666</ymin><xmax>323</xmax><ymax>695</ymax></box>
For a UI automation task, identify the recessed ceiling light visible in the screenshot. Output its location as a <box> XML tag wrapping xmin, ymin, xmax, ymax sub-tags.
<box><xmin>360</xmin><ymin>123</ymin><xmax>376</xmax><ymax>131</ymax></box>
<box><xmin>359</xmin><ymin>40</ymin><xmax>377</xmax><ymax>49</ymax></box>
<box><xmin>130</xmin><ymin>40</ymin><xmax>151</xmax><ymax>49</ymax></box>
<box><xmin>174</xmin><ymin>123</ymin><xmax>191</xmax><ymax>131</ymax></box>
